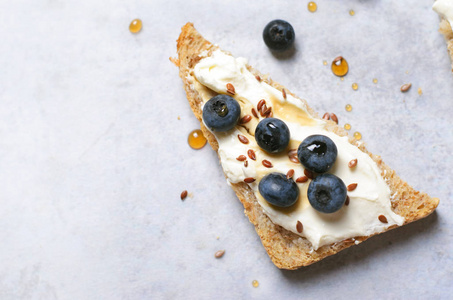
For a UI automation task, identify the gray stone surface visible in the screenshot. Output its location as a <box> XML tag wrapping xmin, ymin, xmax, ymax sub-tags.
<box><xmin>0</xmin><ymin>0</ymin><xmax>451</xmax><ymax>299</ymax></box>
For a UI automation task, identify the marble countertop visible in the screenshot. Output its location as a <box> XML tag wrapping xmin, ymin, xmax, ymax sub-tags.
<box><xmin>0</xmin><ymin>0</ymin><xmax>452</xmax><ymax>299</ymax></box>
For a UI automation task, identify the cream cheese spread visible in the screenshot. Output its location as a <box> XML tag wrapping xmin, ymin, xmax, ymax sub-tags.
<box><xmin>433</xmin><ymin>0</ymin><xmax>453</xmax><ymax>28</ymax></box>
<box><xmin>191</xmin><ymin>49</ymin><xmax>404</xmax><ymax>250</ymax></box>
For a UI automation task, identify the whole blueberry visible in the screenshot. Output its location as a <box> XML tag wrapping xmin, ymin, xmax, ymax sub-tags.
<box><xmin>259</xmin><ymin>172</ymin><xmax>299</xmax><ymax>208</ymax></box>
<box><xmin>255</xmin><ymin>118</ymin><xmax>290</xmax><ymax>153</ymax></box>
<box><xmin>307</xmin><ymin>173</ymin><xmax>347</xmax><ymax>213</ymax></box>
<box><xmin>263</xmin><ymin>20</ymin><xmax>295</xmax><ymax>52</ymax></box>
<box><xmin>297</xmin><ymin>135</ymin><xmax>338</xmax><ymax>173</ymax></box>
<box><xmin>202</xmin><ymin>95</ymin><xmax>241</xmax><ymax>132</ymax></box>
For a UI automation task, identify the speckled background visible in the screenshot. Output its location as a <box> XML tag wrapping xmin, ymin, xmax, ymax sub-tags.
<box><xmin>0</xmin><ymin>0</ymin><xmax>452</xmax><ymax>299</ymax></box>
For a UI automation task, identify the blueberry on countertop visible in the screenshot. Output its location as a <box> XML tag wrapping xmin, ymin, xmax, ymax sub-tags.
<box><xmin>255</xmin><ymin>118</ymin><xmax>290</xmax><ymax>153</ymax></box>
<box><xmin>202</xmin><ymin>95</ymin><xmax>241</xmax><ymax>132</ymax></box>
<box><xmin>297</xmin><ymin>135</ymin><xmax>338</xmax><ymax>173</ymax></box>
<box><xmin>307</xmin><ymin>173</ymin><xmax>347</xmax><ymax>213</ymax></box>
<box><xmin>263</xmin><ymin>20</ymin><xmax>295</xmax><ymax>52</ymax></box>
<box><xmin>259</xmin><ymin>172</ymin><xmax>299</xmax><ymax>207</ymax></box>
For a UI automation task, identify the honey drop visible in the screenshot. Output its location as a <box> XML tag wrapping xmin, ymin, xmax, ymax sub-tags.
<box><xmin>418</xmin><ymin>87</ymin><xmax>423</xmax><ymax>95</ymax></box>
<box><xmin>373</xmin><ymin>78</ymin><xmax>378</xmax><ymax>84</ymax></box>
<box><xmin>352</xmin><ymin>83</ymin><xmax>359</xmax><ymax>91</ymax></box>
<box><xmin>252</xmin><ymin>280</ymin><xmax>259</xmax><ymax>288</ymax></box>
<box><xmin>349</xmin><ymin>9</ymin><xmax>355</xmax><ymax>16</ymax></box>
<box><xmin>323</xmin><ymin>60</ymin><xmax>327</xmax><ymax>66</ymax></box>
<box><xmin>188</xmin><ymin>129</ymin><xmax>207</xmax><ymax>149</ymax></box>
<box><xmin>129</xmin><ymin>19</ymin><xmax>142</xmax><ymax>33</ymax></box>
<box><xmin>353</xmin><ymin>131</ymin><xmax>362</xmax><ymax>140</ymax></box>
<box><xmin>308</xmin><ymin>2</ymin><xmax>317</xmax><ymax>12</ymax></box>
<box><xmin>345</xmin><ymin>104</ymin><xmax>352</xmax><ymax>112</ymax></box>
<box><xmin>331</xmin><ymin>56</ymin><xmax>349</xmax><ymax>77</ymax></box>
<box><xmin>344</xmin><ymin>123</ymin><xmax>351</xmax><ymax>130</ymax></box>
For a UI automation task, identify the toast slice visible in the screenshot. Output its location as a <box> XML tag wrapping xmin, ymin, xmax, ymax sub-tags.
<box><xmin>438</xmin><ymin>19</ymin><xmax>453</xmax><ymax>71</ymax></box>
<box><xmin>433</xmin><ymin>0</ymin><xmax>453</xmax><ymax>71</ymax></box>
<box><xmin>173</xmin><ymin>23</ymin><xmax>439</xmax><ymax>269</ymax></box>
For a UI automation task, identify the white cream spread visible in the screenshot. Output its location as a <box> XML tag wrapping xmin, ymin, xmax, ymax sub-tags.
<box><xmin>433</xmin><ymin>0</ymin><xmax>453</xmax><ymax>28</ymax></box>
<box><xmin>191</xmin><ymin>49</ymin><xmax>404</xmax><ymax>250</ymax></box>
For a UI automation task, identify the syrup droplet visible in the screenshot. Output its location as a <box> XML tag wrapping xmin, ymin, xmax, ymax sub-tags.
<box><xmin>129</xmin><ymin>19</ymin><xmax>142</xmax><ymax>33</ymax></box>
<box><xmin>353</xmin><ymin>131</ymin><xmax>362</xmax><ymax>140</ymax></box>
<box><xmin>344</xmin><ymin>123</ymin><xmax>351</xmax><ymax>130</ymax></box>
<box><xmin>188</xmin><ymin>129</ymin><xmax>207</xmax><ymax>149</ymax></box>
<box><xmin>252</xmin><ymin>280</ymin><xmax>259</xmax><ymax>288</ymax></box>
<box><xmin>308</xmin><ymin>2</ymin><xmax>317</xmax><ymax>12</ymax></box>
<box><xmin>373</xmin><ymin>78</ymin><xmax>378</xmax><ymax>84</ymax></box>
<box><xmin>418</xmin><ymin>87</ymin><xmax>423</xmax><ymax>95</ymax></box>
<box><xmin>352</xmin><ymin>83</ymin><xmax>359</xmax><ymax>91</ymax></box>
<box><xmin>349</xmin><ymin>9</ymin><xmax>355</xmax><ymax>16</ymax></box>
<box><xmin>323</xmin><ymin>60</ymin><xmax>327</xmax><ymax>66</ymax></box>
<box><xmin>331</xmin><ymin>56</ymin><xmax>349</xmax><ymax>77</ymax></box>
<box><xmin>345</xmin><ymin>104</ymin><xmax>352</xmax><ymax>112</ymax></box>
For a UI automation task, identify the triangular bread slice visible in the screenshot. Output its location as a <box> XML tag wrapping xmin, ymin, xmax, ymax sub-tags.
<box><xmin>173</xmin><ymin>23</ymin><xmax>439</xmax><ymax>269</ymax></box>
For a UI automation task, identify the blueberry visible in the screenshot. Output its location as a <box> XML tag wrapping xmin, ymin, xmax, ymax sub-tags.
<box><xmin>297</xmin><ymin>135</ymin><xmax>338</xmax><ymax>173</ymax></box>
<box><xmin>255</xmin><ymin>118</ymin><xmax>290</xmax><ymax>153</ymax></box>
<box><xmin>307</xmin><ymin>173</ymin><xmax>347</xmax><ymax>213</ymax></box>
<box><xmin>259</xmin><ymin>172</ymin><xmax>299</xmax><ymax>208</ymax></box>
<box><xmin>263</xmin><ymin>20</ymin><xmax>295</xmax><ymax>52</ymax></box>
<box><xmin>202</xmin><ymin>95</ymin><xmax>241</xmax><ymax>132</ymax></box>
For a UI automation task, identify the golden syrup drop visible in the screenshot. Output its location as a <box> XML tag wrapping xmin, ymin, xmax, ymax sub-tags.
<box><xmin>345</xmin><ymin>104</ymin><xmax>352</xmax><ymax>112</ymax></box>
<box><xmin>352</xmin><ymin>83</ymin><xmax>359</xmax><ymax>91</ymax></box>
<box><xmin>323</xmin><ymin>60</ymin><xmax>327</xmax><ymax>66</ymax></box>
<box><xmin>353</xmin><ymin>131</ymin><xmax>362</xmax><ymax>140</ymax></box>
<box><xmin>344</xmin><ymin>123</ymin><xmax>351</xmax><ymax>130</ymax></box>
<box><xmin>418</xmin><ymin>87</ymin><xmax>423</xmax><ymax>95</ymax></box>
<box><xmin>331</xmin><ymin>57</ymin><xmax>349</xmax><ymax>77</ymax></box>
<box><xmin>373</xmin><ymin>78</ymin><xmax>378</xmax><ymax>84</ymax></box>
<box><xmin>341</xmin><ymin>77</ymin><xmax>345</xmax><ymax>81</ymax></box>
<box><xmin>349</xmin><ymin>9</ymin><xmax>355</xmax><ymax>16</ymax></box>
<box><xmin>188</xmin><ymin>129</ymin><xmax>207</xmax><ymax>149</ymax></box>
<box><xmin>129</xmin><ymin>19</ymin><xmax>142</xmax><ymax>33</ymax></box>
<box><xmin>252</xmin><ymin>280</ymin><xmax>259</xmax><ymax>288</ymax></box>
<box><xmin>308</xmin><ymin>2</ymin><xmax>317</xmax><ymax>12</ymax></box>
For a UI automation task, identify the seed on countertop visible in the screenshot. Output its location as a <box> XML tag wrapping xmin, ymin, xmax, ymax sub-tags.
<box><xmin>238</xmin><ymin>134</ymin><xmax>249</xmax><ymax>144</ymax></box>
<box><xmin>215</xmin><ymin>250</ymin><xmax>225</xmax><ymax>258</ymax></box>
<box><xmin>400</xmin><ymin>83</ymin><xmax>412</xmax><ymax>93</ymax></box>
<box><xmin>180</xmin><ymin>190</ymin><xmax>188</xmax><ymax>200</ymax></box>
<box><xmin>247</xmin><ymin>149</ymin><xmax>256</xmax><ymax>160</ymax></box>
<box><xmin>378</xmin><ymin>215</ymin><xmax>388</xmax><ymax>223</ymax></box>
<box><xmin>347</xmin><ymin>183</ymin><xmax>358</xmax><ymax>191</ymax></box>
<box><xmin>226</xmin><ymin>83</ymin><xmax>235</xmax><ymax>95</ymax></box>
<box><xmin>244</xmin><ymin>177</ymin><xmax>256</xmax><ymax>183</ymax></box>
<box><xmin>296</xmin><ymin>221</ymin><xmax>303</xmax><ymax>233</ymax></box>
<box><xmin>262</xmin><ymin>160</ymin><xmax>273</xmax><ymax>168</ymax></box>
<box><xmin>286</xmin><ymin>169</ymin><xmax>295</xmax><ymax>179</ymax></box>
<box><xmin>348</xmin><ymin>159</ymin><xmax>358</xmax><ymax>168</ymax></box>
<box><xmin>240</xmin><ymin>115</ymin><xmax>252</xmax><ymax>124</ymax></box>
<box><xmin>330</xmin><ymin>113</ymin><xmax>338</xmax><ymax>124</ymax></box>
<box><xmin>236</xmin><ymin>155</ymin><xmax>247</xmax><ymax>161</ymax></box>
<box><xmin>296</xmin><ymin>176</ymin><xmax>308</xmax><ymax>183</ymax></box>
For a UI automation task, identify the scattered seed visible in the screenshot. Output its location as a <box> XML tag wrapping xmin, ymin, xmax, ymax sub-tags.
<box><xmin>247</xmin><ymin>149</ymin><xmax>256</xmax><ymax>160</ymax></box>
<box><xmin>244</xmin><ymin>161</ymin><xmax>248</xmax><ymax>167</ymax></box>
<box><xmin>262</xmin><ymin>160</ymin><xmax>273</xmax><ymax>168</ymax></box>
<box><xmin>296</xmin><ymin>176</ymin><xmax>308</xmax><ymax>183</ymax></box>
<box><xmin>347</xmin><ymin>183</ymin><xmax>358</xmax><ymax>191</ymax></box>
<box><xmin>215</xmin><ymin>250</ymin><xmax>225</xmax><ymax>258</ymax></box>
<box><xmin>180</xmin><ymin>190</ymin><xmax>188</xmax><ymax>200</ymax></box>
<box><xmin>260</xmin><ymin>104</ymin><xmax>268</xmax><ymax>117</ymax></box>
<box><xmin>348</xmin><ymin>158</ymin><xmax>358</xmax><ymax>168</ymax></box>
<box><xmin>322</xmin><ymin>112</ymin><xmax>331</xmax><ymax>120</ymax></box>
<box><xmin>238</xmin><ymin>134</ymin><xmax>249</xmax><ymax>144</ymax></box>
<box><xmin>267</xmin><ymin>111</ymin><xmax>273</xmax><ymax>118</ymax></box>
<box><xmin>251</xmin><ymin>108</ymin><xmax>259</xmax><ymax>118</ymax></box>
<box><xmin>282</xmin><ymin>88</ymin><xmax>287</xmax><ymax>99</ymax></box>
<box><xmin>378</xmin><ymin>215</ymin><xmax>388</xmax><ymax>223</ymax></box>
<box><xmin>236</xmin><ymin>155</ymin><xmax>247</xmax><ymax>161</ymax></box>
<box><xmin>226</xmin><ymin>83</ymin><xmax>235</xmax><ymax>95</ymax></box>
<box><xmin>255</xmin><ymin>75</ymin><xmax>261</xmax><ymax>82</ymax></box>
<box><xmin>304</xmin><ymin>169</ymin><xmax>315</xmax><ymax>179</ymax></box>
<box><xmin>240</xmin><ymin>115</ymin><xmax>252</xmax><ymax>124</ymax></box>
<box><xmin>288</xmin><ymin>149</ymin><xmax>299</xmax><ymax>163</ymax></box>
<box><xmin>330</xmin><ymin>113</ymin><xmax>338</xmax><ymax>124</ymax></box>
<box><xmin>244</xmin><ymin>177</ymin><xmax>256</xmax><ymax>183</ymax></box>
<box><xmin>400</xmin><ymin>83</ymin><xmax>412</xmax><ymax>93</ymax></box>
<box><xmin>345</xmin><ymin>196</ymin><xmax>350</xmax><ymax>206</ymax></box>
<box><xmin>286</xmin><ymin>169</ymin><xmax>295</xmax><ymax>179</ymax></box>
<box><xmin>296</xmin><ymin>221</ymin><xmax>303</xmax><ymax>233</ymax></box>
<box><xmin>257</xmin><ymin>99</ymin><xmax>266</xmax><ymax>111</ymax></box>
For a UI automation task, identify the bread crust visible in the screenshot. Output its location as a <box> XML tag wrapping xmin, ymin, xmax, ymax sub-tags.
<box><xmin>438</xmin><ymin>19</ymin><xmax>453</xmax><ymax>71</ymax></box>
<box><xmin>174</xmin><ymin>23</ymin><xmax>439</xmax><ymax>269</ymax></box>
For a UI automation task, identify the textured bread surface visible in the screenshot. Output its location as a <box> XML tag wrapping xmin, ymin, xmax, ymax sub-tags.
<box><xmin>439</xmin><ymin>19</ymin><xmax>453</xmax><ymax>71</ymax></box>
<box><xmin>173</xmin><ymin>23</ymin><xmax>439</xmax><ymax>269</ymax></box>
